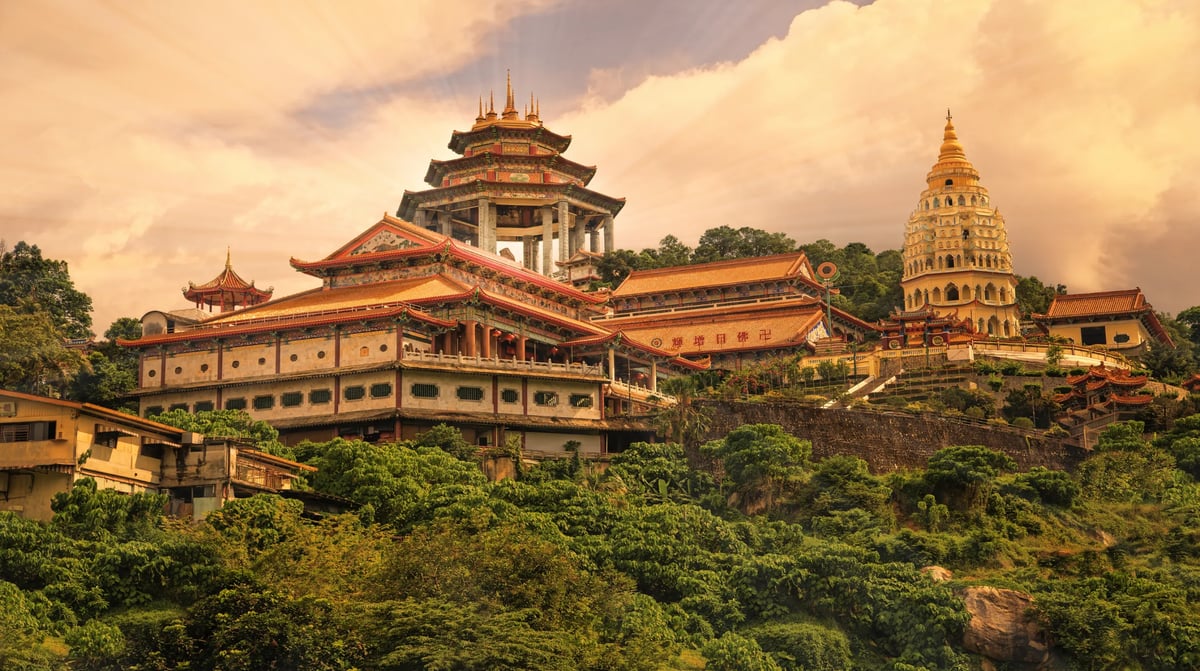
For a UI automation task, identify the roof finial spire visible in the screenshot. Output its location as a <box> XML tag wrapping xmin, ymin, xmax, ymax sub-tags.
<box><xmin>946</xmin><ymin>107</ymin><xmax>952</xmax><ymax>122</ymax></box>
<box><xmin>476</xmin><ymin>96</ymin><xmax>485</xmax><ymax>122</ymax></box>
<box><xmin>225</xmin><ymin>246</ymin><xmax>232</xmax><ymax>270</ymax></box>
<box><xmin>502</xmin><ymin>69</ymin><xmax>518</xmax><ymax>119</ymax></box>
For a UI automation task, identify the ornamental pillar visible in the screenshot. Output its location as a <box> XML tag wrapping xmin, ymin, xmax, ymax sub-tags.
<box><xmin>589</xmin><ymin>228</ymin><xmax>599</xmax><ymax>253</ymax></box>
<box><xmin>557</xmin><ymin>201</ymin><xmax>570</xmax><ymax>264</ymax></box>
<box><xmin>438</xmin><ymin>210</ymin><xmax>453</xmax><ymax>237</ymax></box>
<box><xmin>607</xmin><ymin>347</ymin><xmax>616</xmax><ymax>382</ymax></box>
<box><xmin>517</xmin><ymin>335</ymin><xmax>527</xmax><ymax>362</ymax></box>
<box><xmin>541</xmin><ymin>206</ymin><xmax>554</xmax><ymax>276</ymax></box>
<box><xmin>413</xmin><ymin>209</ymin><xmax>427</xmax><ymax>229</ymax></box>
<box><xmin>481</xmin><ymin>326</ymin><xmax>492</xmax><ymax>359</ymax></box>
<box><xmin>650</xmin><ymin>361</ymin><xmax>658</xmax><ymax>392</ymax></box>
<box><xmin>603</xmin><ymin>214</ymin><xmax>614</xmax><ymax>254</ymax></box>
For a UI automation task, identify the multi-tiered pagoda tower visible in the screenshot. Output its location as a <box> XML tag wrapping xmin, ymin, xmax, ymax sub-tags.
<box><xmin>901</xmin><ymin>113</ymin><xmax>1020</xmax><ymax>337</ymax></box>
<box><xmin>397</xmin><ymin>73</ymin><xmax>624</xmax><ymax>277</ymax></box>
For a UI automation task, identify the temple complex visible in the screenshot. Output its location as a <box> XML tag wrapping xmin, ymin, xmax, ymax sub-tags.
<box><xmin>396</xmin><ymin>72</ymin><xmax>623</xmax><ymax>276</ymax></box>
<box><xmin>123</xmin><ymin>213</ymin><xmax>704</xmax><ymax>454</ymax></box>
<box><xmin>594</xmin><ymin>252</ymin><xmax>878</xmax><ymax>369</ymax></box>
<box><xmin>1053</xmin><ymin>365</ymin><xmax>1153</xmax><ymax>431</ymax></box>
<box><xmin>901</xmin><ymin>113</ymin><xmax>1020</xmax><ymax>337</ymax></box>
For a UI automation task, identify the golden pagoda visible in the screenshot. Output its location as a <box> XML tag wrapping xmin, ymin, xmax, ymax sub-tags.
<box><xmin>900</xmin><ymin>112</ymin><xmax>1020</xmax><ymax>337</ymax></box>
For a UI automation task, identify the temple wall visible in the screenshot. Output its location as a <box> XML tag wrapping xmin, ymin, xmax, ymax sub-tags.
<box><xmin>1044</xmin><ymin>318</ymin><xmax>1148</xmax><ymax>349</ymax></box>
<box><xmin>699</xmin><ymin>401</ymin><xmax>1087</xmax><ymax>473</ymax></box>
<box><xmin>222</xmin><ymin>343</ymin><xmax>275</xmax><ymax>380</ymax></box>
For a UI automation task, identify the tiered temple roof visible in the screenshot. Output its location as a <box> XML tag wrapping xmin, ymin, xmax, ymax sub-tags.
<box><xmin>183</xmin><ymin>250</ymin><xmax>272</xmax><ymax>313</ymax></box>
<box><xmin>1053</xmin><ymin>364</ymin><xmax>1153</xmax><ymax>411</ymax></box>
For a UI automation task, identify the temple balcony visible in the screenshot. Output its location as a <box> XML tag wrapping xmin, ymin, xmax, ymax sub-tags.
<box><xmin>606</xmin><ymin>379</ymin><xmax>677</xmax><ymax>407</ymax></box>
<box><xmin>403</xmin><ymin>349</ymin><xmax>607</xmax><ymax>379</ymax></box>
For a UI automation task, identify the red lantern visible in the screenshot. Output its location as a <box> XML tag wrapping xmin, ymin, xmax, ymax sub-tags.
<box><xmin>550</xmin><ymin>346</ymin><xmax>560</xmax><ymax>355</ymax></box>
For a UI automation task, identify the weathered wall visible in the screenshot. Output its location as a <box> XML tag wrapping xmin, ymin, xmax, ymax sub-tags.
<box><xmin>699</xmin><ymin>401</ymin><xmax>1087</xmax><ymax>473</ymax></box>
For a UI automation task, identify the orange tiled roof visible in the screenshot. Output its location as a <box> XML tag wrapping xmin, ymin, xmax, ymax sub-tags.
<box><xmin>607</xmin><ymin>302</ymin><xmax>827</xmax><ymax>356</ymax></box>
<box><xmin>610</xmin><ymin>252</ymin><xmax>811</xmax><ymax>297</ymax></box>
<box><xmin>204</xmin><ymin>275</ymin><xmax>470</xmax><ymax>325</ymax></box>
<box><xmin>1044</xmin><ymin>289</ymin><xmax>1147</xmax><ymax>318</ymax></box>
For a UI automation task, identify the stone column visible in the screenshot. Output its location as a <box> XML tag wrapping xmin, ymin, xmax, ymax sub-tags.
<box><xmin>603</xmin><ymin>214</ymin><xmax>614</xmax><ymax>254</ymax></box>
<box><xmin>557</xmin><ymin>201</ymin><xmax>570</xmax><ymax>264</ymax></box>
<box><xmin>607</xmin><ymin>347</ymin><xmax>616</xmax><ymax>382</ymax></box>
<box><xmin>481</xmin><ymin>326</ymin><xmax>491</xmax><ymax>359</ymax></box>
<box><xmin>517</xmin><ymin>335</ymin><xmax>527</xmax><ymax>362</ymax></box>
<box><xmin>650</xmin><ymin>361</ymin><xmax>658</xmax><ymax>392</ymax></box>
<box><xmin>413</xmin><ymin>209</ymin><xmax>426</xmax><ymax>229</ymax></box>
<box><xmin>476</xmin><ymin>199</ymin><xmax>491</xmax><ymax>252</ymax></box>
<box><xmin>487</xmin><ymin>203</ymin><xmax>498</xmax><ymax>254</ymax></box>
<box><xmin>531</xmin><ymin>240</ymin><xmax>540</xmax><ymax>273</ymax></box>
<box><xmin>589</xmin><ymin>228</ymin><xmax>599</xmax><ymax>253</ymax></box>
<box><xmin>541</xmin><ymin>206</ymin><xmax>554</xmax><ymax>276</ymax></box>
<box><xmin>438</xmin><ymin>211</ymin><xmax>453</xmax><ymax>237</ymax></box>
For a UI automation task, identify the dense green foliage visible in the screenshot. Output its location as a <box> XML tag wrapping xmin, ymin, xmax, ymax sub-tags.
<box><xmin>5</xmin><ymin>418</ymin><xmax>1200</xmax><ymax>670</ymax></box>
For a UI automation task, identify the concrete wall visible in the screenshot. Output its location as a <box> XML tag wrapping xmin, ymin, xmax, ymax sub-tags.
<box><xmin>699</xmin><ymin>400</ymin><xmax>1087</xmax><ymax>473</ymax></box>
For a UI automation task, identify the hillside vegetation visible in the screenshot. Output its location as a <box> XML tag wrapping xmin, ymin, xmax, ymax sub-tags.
<box><xmin>4</xmin><ymin>417</ymin><xmax>1200</xmax><ymax>670</ymax></box>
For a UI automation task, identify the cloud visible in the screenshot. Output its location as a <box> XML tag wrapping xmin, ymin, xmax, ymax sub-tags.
<box><xmin>1</xmin><ymin>0</ymin><xmax>1197</xmax><ymax>335</ymax></box>
<box><xmin>559</xmin><ymin>0</ymin><xmax>1200</xmax><ymax>312</ymax></box>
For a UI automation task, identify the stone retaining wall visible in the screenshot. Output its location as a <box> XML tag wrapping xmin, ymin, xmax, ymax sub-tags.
<box><xmin>699</xmin><ymin>400</ymin><xmax>1088</xmax><ymax>473</ymax></box>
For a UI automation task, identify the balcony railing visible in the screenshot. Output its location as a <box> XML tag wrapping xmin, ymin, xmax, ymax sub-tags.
<box><xmin>404</xmin><ymin>349</ymin><xmax>605</xmax><ymax>377</ymax></box>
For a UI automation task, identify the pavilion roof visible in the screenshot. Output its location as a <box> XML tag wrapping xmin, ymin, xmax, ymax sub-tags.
<box><xmin>610</xmin><ymin>251</ymin><xmax>816</xmax><ymax>298</ymax></box>
<box><xmin>290</xmin><ymin>215</ymin><xmax>605</xmax><ymax>306</ymax></box>
<box><xmin>424</xmin><ymin>153</ymin><xmax>597</xmax><ymax>187</ymax></box>
<box><xmin>184</xmin><ymin>251</ymin><xmax>272</xmax><ymax>300</ymax></box>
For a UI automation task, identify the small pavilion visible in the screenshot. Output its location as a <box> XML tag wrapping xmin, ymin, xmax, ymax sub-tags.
<box><xmin>183</xmin><ymin>249</ymin><xmax>273</xmax><ymax>313</ymax></box>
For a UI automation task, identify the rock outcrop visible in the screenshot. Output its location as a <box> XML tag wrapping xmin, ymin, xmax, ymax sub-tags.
<box><xmin>962</xmin><ymin>586</ymin><xmax>1050</xmax><ymax>665</ymax></box>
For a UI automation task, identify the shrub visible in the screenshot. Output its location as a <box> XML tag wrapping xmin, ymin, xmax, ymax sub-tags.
<box><xmin>1012</xmin><ymin>417</ymin><xmax>1036</xmax><ymax>429</ymax></box>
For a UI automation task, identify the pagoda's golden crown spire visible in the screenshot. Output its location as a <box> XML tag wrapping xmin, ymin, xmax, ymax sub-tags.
<box><xmin>470</xmin><ymin>71</ymin><xmax>544</xmax><ymax>130</ymax></box>
<box><xmin>926</xmin><ymin>109</ymin><xmax>980</xmax><ymax>187</ymax></box>
<box><xmin>225</xmin><ymin>246</ymin><xmax>232</xmax><ymax>270</ymax></box>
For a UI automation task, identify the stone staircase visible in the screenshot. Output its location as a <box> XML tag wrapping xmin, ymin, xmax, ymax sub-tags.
<box><xmin>865</xmin><ymin>364</ymin><xmax>978</xmax><ymax>404</ymax></box>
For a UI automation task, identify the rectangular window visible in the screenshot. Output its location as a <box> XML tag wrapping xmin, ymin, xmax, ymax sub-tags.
<box><xmin>534</xmin><ymin>391</ymin><xmax>559</xmax><ymax>406</ymax></box>
<box><xmin>569</xmin><ymin>393</ymin><xmax>593</xmax><ymax>408</ymax></box>
<box><xmin>411</xmin><ymin>383</ymin><xmax>439</xmax><ymax>399</ymax></box>
<box><xmin>252</xmin><ymin>395</ymin><xmax>275</xmax><ymax>410</ymax></box>
<box><xmin>1080</xmin><ymin>325</ymin><xmax>1107</xmax><ymax>346</ymax></box>
<box><xmin>139</xmin><ymin>443</ymin><xmax>164</xmax><ymax>459</ymax></box>
<box><xmin>309</xmin><ymin>389</ymin><xmax>332</xmax><ymax>404</ymax></box>
<box><xmin>144</xmin><ymin>406</ymin><xmax>164</xmax><ymax>418</ymax></box>
<box><xmin>344</xmin><ymin>385</ymin><xmax>366</xmax><ymax>401</ymax></box>
<box><xmin>0</xmin><ymin>421</ymin><xmax>56</xmax><ymax>443</ymax></box>
<box><xmin>225</xmin><ymin>398</ymin><xmax>247</xmax><ymax>411</ymax></box>
<box><xmin>281</xmin><ymin>392</ymin><xmax>303</xmax><ymax>407</ymax></box>
<box><xmin>193</xmin><ymin>401</ymin><xmax>214</xmax><ymax>413</ymax></box>
<box><xmin>500</xmin><ymin>388</ymin><xmax>520</xmax><ymax>403</ymax></box>
<box><xmin>169</xmin><ymin>403</ymin><xmax>188</xmax><ymax>412</ymax></box>
<box><xmin>370</xmin><ymin>383</ymin><xmax>393</xmax><ymax>399</ymax></box>
<box><xmin>457</xmin><ymin>386</ymin><xmax>484</xmax><ymax>401</ymax></box>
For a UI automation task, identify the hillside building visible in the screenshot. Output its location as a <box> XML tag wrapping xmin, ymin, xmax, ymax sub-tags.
<box><xmin>901</xmin><ymin>113</ymin><xmax>1020</xmax><ymax>337</ymax></box>
<box><xmin>0</xmin><ymin>390</ymin><xmax>310</xmax><ymax>522</ymax></box>
<box><xmin>1033</xmin><ymin>288</ymin><xmax>1172</xmax><ymax>355</ymax></box>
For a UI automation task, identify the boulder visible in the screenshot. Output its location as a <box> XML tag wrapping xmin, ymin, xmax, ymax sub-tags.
<box><xmin>920</xmin><ymin>565</ymin><xmax>953</xmax><ymax>582</ymax></box>
<box><xmin>961</xmin><ymin>586</ymin><xmax>1050</xmax><ymax>664</ymax></box>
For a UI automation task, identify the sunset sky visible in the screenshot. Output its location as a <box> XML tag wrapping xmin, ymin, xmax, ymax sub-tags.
<box><xmin>2</xmin><ymin>0</ymin><xmax>1197</xmax><ymax>332</ymax></box>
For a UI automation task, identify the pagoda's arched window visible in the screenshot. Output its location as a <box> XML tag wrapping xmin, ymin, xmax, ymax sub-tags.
<box><xmin>962</xmin><ymin>229</ymin><xmax>969</xmax><ymax>240</ymax></box>
<box><xmin>971</xmin><ymin>195</ymin><xmax>978</xmax><ymax>206</ymax></box>
<box><xmin>958</xmin><ymin>195</ymin><xmax>965</xmax><ymax>206</ymax></box>
<box><xmin>985</xmin><ymin>283</ymin><xmax>997</xmax><ymax>301</ymax></box>
<box><xmin>933</xmin><ymin>197</ymin><xmax>940</xmax><ymax>208</ymax></box>
<box><xmin>1000</xmin><ymin>286</ymin><xmax>1008</xmax><ymax>302</ymax></box>
<box><xmin>933</xmin><ymin>287</ymin><xmax>942</xmax><ymax>302</ymax></box>
<box><xmin>945</xmin><ymin>254</ymin><xmax>955</xmax><ymax>269</ymax></box>
<box><xmin>1004</xmin><ymin>321</ymin><xmax>1012</xmax><ymax>336</ymax></box>
<box><xmin>946</xmin><ymin>284</ymin><xmax>960</xmax><ymax>301</ymax></box>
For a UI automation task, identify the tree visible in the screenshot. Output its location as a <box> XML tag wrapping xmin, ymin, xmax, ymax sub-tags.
<box><xmin>692</xmin><ymin>226</ymin><xmax>794</xmax><ymax>263</ymax></box>
<box><xmin>1015</xmin><ymin>275</ymin><xmax>1066</xmax><ymax>318</ymax></box>
<box><xmin>924</xmin><ymin>445</ymin><xmax>1016</xmax><ymax>511</ymax></box>
<box><xmin>654</xmin><ymin>234</ymin><xmax>693</xmax><ymax>267</ymax></box>
<box><xmin>0</xmin><ymin>241</ymin><xmax>93</xmax><ymax>338</ymax></box>
<box><xmin>701</xmin><ymin>632</ymin><xmax>782</xmax><ymax>671</ymax></box>
<box><xmin>702</xmin><ymin>424</ymin><xmax>811</xmax><ymax>511</ymax></box>
<box><xmin>149</xmin><ymin>409</ymin><xmax>288</xmax><ymax>456</ymax></box>
<box><xmin>69</xmin><ymin>351</ymin><xmax>137</xmax><ymax>410</ymax></box>
<box><xmin>0</xmin><ymin>305</ymin><xmax>84</xmax><ymax>395</ymax></box>
<box><xmin>1176</xmin><ymin>305</ymin><xmax>1200</xmax><ymax>349</ymax></box>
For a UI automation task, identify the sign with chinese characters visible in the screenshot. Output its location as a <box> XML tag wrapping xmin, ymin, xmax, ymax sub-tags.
<box><xmin>0</xmin><ymin>401</ymin><xmax>16</xmax><ymax>417</ymax></box>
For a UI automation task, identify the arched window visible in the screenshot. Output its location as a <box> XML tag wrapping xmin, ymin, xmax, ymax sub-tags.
<box><xmin>971</xmin><ymin>195</ymin><xmax>977</xmax><ymax>206</ymax></box>
<box><xmin>913</xmin><ymin>289</ymin><xmax>922</xmax><ymax>306</ymax></box>
<box><xmin>945</xmin><ymin>179</ymin><xmax>953</xmax><ymax>186</ymax></box>
<box><xmin>946</xmin><ymin>284</ymin><xmax>960</xmax><ymax>301</ymax></box>
<box><xmin>985</xmin><ymin>283</ymin><xmax>997</xmax><ymax>301</ymax></box>
<box><xmin>945</xmin><ymin>254</ymin><xmax>955</xmax><ymax>269</ymax></box>
<box><xmin>932</xmin><ymin>287</ymin><xmax>942</xmax><ymax>302</ymax></box>
<box><xmin>937</xmin><ymin>256</ymin><xmax>944</xmax><ymax>269</ymax></box>
<box><xmin>933</xmin><ymin>197</ymin><xmax>940</xmax><ymax>208</ymax></box>
<box><xmin>956</xmin><ymin>254</ymin><xmax>962</xmax><ymax>267</ymax></box>
<box><xmin>957</xmin><ymin>195</ymin><xmax>965</xmax><ymax>206</ymax></box>
<box><xmin>999</xmin><ymin>286</ymin><xmax>1008</xmax><ymax>302</ymax></box>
